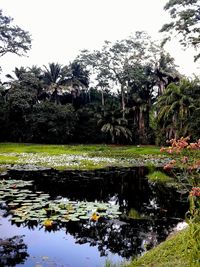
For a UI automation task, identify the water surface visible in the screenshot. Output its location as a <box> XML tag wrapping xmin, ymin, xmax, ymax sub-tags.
<box><xmin>0</xmin><ymin>167</ymin><xmax>187</xmax><ymax>266</ymax></box>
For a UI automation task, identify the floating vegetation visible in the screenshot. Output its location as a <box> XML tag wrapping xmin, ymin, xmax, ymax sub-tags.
<box><xmin>0</xmin><ymin>179</ymin><xmax>122</xmax><ymax>228</ymax></box>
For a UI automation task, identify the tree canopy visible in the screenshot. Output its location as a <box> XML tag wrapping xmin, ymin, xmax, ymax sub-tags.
<box><xmin>161</xmin><ymin>0</ymin><xmax>200</xmax><ymax>61</ymax></box>
<box><xmin>0</xmin><ymin>9</ymin><xmax>31</xmax><ymax>57</ymax></box>
<box><xmin>0</xmin><ymin>7</ymin><xmax>199</xmax><ymax>145</ymax></box>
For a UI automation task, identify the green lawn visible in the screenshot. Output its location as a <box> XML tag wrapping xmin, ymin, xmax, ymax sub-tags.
<box><xmin>0</xmin><ymin>143</ymin><xmax>161</xmax><ymax>155</ymax></box>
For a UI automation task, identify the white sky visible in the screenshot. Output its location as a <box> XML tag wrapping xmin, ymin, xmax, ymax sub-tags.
<box><xmin>0</xmin><ymin>0</ymin><xmax>199</xmax><ymax>81</ymax></box>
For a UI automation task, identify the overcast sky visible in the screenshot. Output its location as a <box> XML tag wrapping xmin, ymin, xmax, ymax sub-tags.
<box><xmin>0</xmin><ymin>0</ymin><xmax>199</xmax><ymax>80</ymax></box>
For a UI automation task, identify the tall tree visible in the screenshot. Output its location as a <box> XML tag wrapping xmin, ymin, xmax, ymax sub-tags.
<box><xmin>5</xmin><ymin>66</ymin><xmax>43</xmax><ymax>100</ymax></box>
<box><xmin>160</xmin><ymin>0</ymin><xmax>200</xmax><ymax>61</ymax></box>
<box><xmin>63</xmin><ymin>61</ymin><xmax>90</xmax><ymax>108</ymax></box>
<box><xmin>78</xmin><ymin>32</ymin><xmax>179</xmax><ymax>143</ymax></box>
<box><xmin>0</xmin><ymin>9</ymin><xmax>31</xmax><ymax>57</ymax></box>
<box><xmin>97</xmin><ymin>108</ymin><xmax>132</xmax><ymax>144</ymax></box>
<box><xmin>78</xmin><ymin>32</ymin><xmax>161</xmax><ymax>117</ymax></box>
<box><xmin>42</xmin><ymin>63</ymin><xmax>66</xmax><ymax>104</ymax></box>
<box><xmin>156</xmin><ymin>79</ymin><xmax>196</xmax><ymax>140</ymax></box>
<box><xmin>154</xmin><ymin>51</ymin><xmax>180</xmax><ymax>95</ymax></box>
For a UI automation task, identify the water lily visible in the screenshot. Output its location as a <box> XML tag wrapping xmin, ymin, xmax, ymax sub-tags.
<box><xmin>91</xmin><ymin>212</ymin><xmax>100</xmax><ymax>221</ymax></box>
<box><xmin>43</xmin><ymin>219</ymin><xmax>53</xmax><ymax>228</ymax></box>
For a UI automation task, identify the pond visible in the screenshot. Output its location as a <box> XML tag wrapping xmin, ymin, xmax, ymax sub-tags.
<box><xmin>0</xmin><ymin>167</ymin><xmax>188</xmax><ymax>267</ymax></box>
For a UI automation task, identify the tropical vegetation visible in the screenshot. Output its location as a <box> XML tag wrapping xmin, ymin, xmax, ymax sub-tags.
<box><xmin>0</xmin><ymin>1</ymin><xmax>200</xmax><ymax>267</ymax></box>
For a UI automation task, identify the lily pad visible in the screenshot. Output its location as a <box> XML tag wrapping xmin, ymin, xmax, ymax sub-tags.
<box><xmin>70</xmin><ymin>217</ymin><xmax>80</xmax><ymax>221</ymax></box>
<box><xmin>14</xmin><ymin>218</ymin><xmax>25</xmax><ymax>223</ymax></box>
<box><xmin>79</xmin><ymin>215</ymin><xmax>90</xmax><ymax>220</ymax></box>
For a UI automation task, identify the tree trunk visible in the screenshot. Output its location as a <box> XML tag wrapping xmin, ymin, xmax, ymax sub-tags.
<box><xmin>158</xmin><ymin>80</ymin><xmax>165</xmax><ymax>96</ymax></box>
<box><xmin>101</xmin><ymin>89</ymin><xmax>105</xmax><ymax>106</ymax></box>
<box><xmin>121</xmin><ymin>85</ymin><xmax>125</xmax><ymax>118</ymax></box>
<box><xmin>139</xmin><ymin>110</ymin><xmax>145</xmax><ymax>144</ymax></box>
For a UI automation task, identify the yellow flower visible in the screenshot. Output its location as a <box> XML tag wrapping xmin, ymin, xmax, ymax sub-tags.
<box><xmin>91</xmin><ymin>212</ymin><xmax>100</xmax><ymax>221</ymax></box>
<box><xmin>43</xmin><ymin>219</ymin><xmax>53</xmax><ymax>227</ymax></box>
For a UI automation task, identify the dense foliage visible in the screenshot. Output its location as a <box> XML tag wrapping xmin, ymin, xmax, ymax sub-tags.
<box><xmin>0</xmin><ymin>9</ymin><xmax>31</xmax><ymax>57</ymax></box>
<box><xmin>0</xmin><ymin>46</ymin><xmax>199</xmax><ymax>144</ymax></box>
<box><xmin>161</xmin><ymin>0</ymin><xmax>200</xmax><ymax>61</ymax></box>
<box><xmin>0</xmin><ymin>6</ymin><xmax>199</xmax><ymax>145</ymax></box>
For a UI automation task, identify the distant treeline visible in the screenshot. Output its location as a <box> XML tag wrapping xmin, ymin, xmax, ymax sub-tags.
<box><xmin>0</xmin><ymin>34</ymin><xmax>199</xmax><ymax>144</ymax></box>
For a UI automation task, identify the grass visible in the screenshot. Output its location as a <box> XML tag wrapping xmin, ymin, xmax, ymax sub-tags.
<box><xmin>125</xmin><ymin>223</ymin><xmax>200</xmax><ymax>267</ymax></box>
<box><xmin>0</xmin><ymin>154</ymin><xmax>18</xmax><ymax>164</ymax></box>
<box><xmin>0</xmin><ymin>143</ymin><xmax>161</xmax><ymax>156</ymax></box>
<box><xmin>0</xmin><ymin>143</ymin><xmax>164</xmax><ymax>170</ymax></box>
<box><xmin>147</xmin><ymin>171</ymin><xmax>173</xmax><ymax>184</ymax></box>
<box><xmin>104</xmin><ymin>223</ymin><xmax>200</xmax><ymax>267</ymax></box>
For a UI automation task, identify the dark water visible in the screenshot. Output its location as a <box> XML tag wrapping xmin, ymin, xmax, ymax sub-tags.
<box><xmin>0</xmin><ymin>167</ymin><xmax>188</xmax><ymax>267</ymax></box>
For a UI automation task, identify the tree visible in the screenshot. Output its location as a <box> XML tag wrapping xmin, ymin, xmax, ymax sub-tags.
<box><xmin>73</xmin><ymin>104</ymin><xmax>102</xmax><ymax>143</ymax></box>
<box><xmin>68</xmin><ymin>61</ymin><xmax>89</xmax><ymax>89</ymax></box>
<box><xmin>97</xmin><ymin>108</ymin><xmax>132</xmax><ymax>144</ymax></box>
<box><xmin>156</xmin><ymin>79</ymin><xmax>197</xmax><ymax>141</ymax></box>
<box><xmin>5</xmin><ymin>66</ymin><xmax>43</xmax><ymax>100</ymax></box>
<box><xmin>63</xmin><ymin>61</ymin><xmax>90</xmax><ymax>108</ymax></box>
<box><xmin>30</xmin><ymin>102</ymin><xmax>77</xmax><ymax>143</ymax></box>
<box><xmin>78</xmin><ymin>32</ymin><xmax>162</xmax><ymax>116</ymax></box>
<box><xmin>160</xmin><ymin>0</ymin><xmax>200</xmax><ymax>61</ymax></box>
<box><xmin>4</xmin><ymin>86</ymin><xmax>36</xmax><ymax>142</ymax></box>
<box><xmin>78</xmin><ymin>32</ymin><xmax>180</xmax><ymax>144</ymax></box>
<box><xmin>0</xmin><ymin>235</ymin><xmax>29</xmax><ymax>266</ymax></box>
<box><xmin>0</xmin><ymin>9</ymin><xmax>31</xmax><ymax>57</ymax></box>
<box><xmin>154</xmin><ymin>51</ymin><xmax>180</xmax><ymax>96</ymax></box>
<box><xmin>42</xmin><ymin>63</ymin><xmax>66</xmax><ymax>104</ymax></box>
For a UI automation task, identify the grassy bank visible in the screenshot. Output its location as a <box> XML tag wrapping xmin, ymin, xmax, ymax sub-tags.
<box><xmin>106</xmin><ymin>224</ymin><xmax>200</xmax><ymax>267</ymax></box>
<box><xmin>125</xmin><ymin>223</ymin><xmax>200</xmax><ymax>267</ymax></box>
<box><xmin>0</xmin><ymin>143</ymin><xmax>166</xmax><ymax>170</ymax></box>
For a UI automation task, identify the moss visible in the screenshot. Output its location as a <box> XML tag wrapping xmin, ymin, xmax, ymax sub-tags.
<box><xmin>125</xmin><ymin>224</ymin><xmax>200</xmax><ymax>267</ymax></box>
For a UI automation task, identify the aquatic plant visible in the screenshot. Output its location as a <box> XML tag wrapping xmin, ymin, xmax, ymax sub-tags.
<box><xmin>0</xmin><ymin>179</ymin><xmax>122</xmax><ymax>228</ymax></box>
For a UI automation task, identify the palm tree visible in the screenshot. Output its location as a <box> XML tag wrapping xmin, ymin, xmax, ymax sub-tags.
<box><xmin>157</xmin><ymin>79</ymin><xmax>195</xmax><ymax>139</ymax></box>
<box><xmin>62</xmin><ymin>61</ymin><xmax>90</xmax><ymax>107</ymax></box>
<box><xmin>27</xmin><ymin>65</ymin><xmax>44</xmax><ymax>98</ymax></box>
<box><xmin>97</xmin><ymin>108</ymin><xmax>132</xmax><ymax>143</ymax></box>
<box><xmin>5</xmin><ymin>67</ymin><xmax>27</xmax><ymax>83</ymax></box>
<box><xmin>127</xmin><ymin>63</ymin><xmax>155</xmax><ymax>144</ymax></box>
<box><xmin>43</xmin><ymin>63</ymin><xmax>63</xmax><ymax>85</ymax></box>
<box><xmin>42</xmin><ymin>63</ymin><xmax>66</xmax><ymax>104</ymax></box>
<box><xmin>154</xmin><ymin>52</ymin><xmax>180</xmax><ymax>96</ymax></box>
<box><xmin>70</xmin><ymin>61</ymin><xmax>89</xmax><ymax>89</ymax></box>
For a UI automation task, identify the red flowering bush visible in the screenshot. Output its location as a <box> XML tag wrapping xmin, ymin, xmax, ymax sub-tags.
<box><xmin>160</xmin><ymin>137</ymin><xmax>200</xmax><ymax>223</ymax></box>
<box><xmin>190</xmin><ymin>187</ymin><xmax>200</xmax><ymax>197</ymax></box>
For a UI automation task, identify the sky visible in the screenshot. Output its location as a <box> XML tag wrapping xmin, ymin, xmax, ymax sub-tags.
<box><xmin>0</xmin><ymin>0</ymin><xmax>199</xmax><ymax>81</ymax></box>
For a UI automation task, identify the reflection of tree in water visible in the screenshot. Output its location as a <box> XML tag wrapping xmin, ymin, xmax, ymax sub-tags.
<box><xmin>63</xmin><ymin>217</ymin><xmax>175</xmax><ymax>258</ymax></box>
<box><xmin>2</xmin><ymin>214</ymin><xmax>176</xmax><ymax>259</ymax></box>
<box><xmin>1</xmin><ymin>167</ymin><xmax>187</xmax><ymax>260</ymax></box>
<box><xmin>0</xmin><ymin>235</ymin><xmax>29</xmax><ymax>266</ymax></box>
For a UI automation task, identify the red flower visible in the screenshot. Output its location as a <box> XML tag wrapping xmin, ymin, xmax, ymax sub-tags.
<box><xmin>164</xmin><ymin>164</ymin><xmax>172</xmax><ymax>171</ymax></box>
<box><xmin>181</xmin><ymin>156</ymin><xmax>188</xmax><ymax>164</ymax></box>
<box><xmin>160</xmin><ymin>147</ymin><xmax>165</xmax><ymax>152</ymax></box>
<box><xmin>190</xmin><ymin>187</ymin><xmax>200</xmax><ymax>197</ymax></box>
<box><xmin>169</xmin><ymin>159</ymin><xmax>176</xmax><ymax>164</ymax></box>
